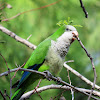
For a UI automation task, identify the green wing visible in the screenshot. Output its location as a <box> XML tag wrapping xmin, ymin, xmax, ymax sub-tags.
<box><xmin>24</xmin><ymin>38</ymin><xmax>51</xmax><ymax>69</ymax></box>
<box><xmin>18</xmin><ymin>38</ymin><xmax>51</xmax><ymax>86</ymax></box>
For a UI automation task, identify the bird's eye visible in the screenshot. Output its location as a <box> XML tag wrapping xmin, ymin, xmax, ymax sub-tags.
<box><xmin>66</xmin><ymin>28</ymin><xmax>70</xmax><ymax>31</ymax></box>
<box><xmin>66</xmin><ymin>28</ymin><xmax>69</xmax><ymax>31</ymax></box>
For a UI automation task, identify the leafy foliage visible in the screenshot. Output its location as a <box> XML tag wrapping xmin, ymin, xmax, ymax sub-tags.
<box><xmin>56</xmin><ymin>17</ymin><xmax>83</xmax><ymax>29</ymax></box>
<box><xmin>56</xmin><ymin>17</ymin><xmax>73</xmax><ymax>26</ymax></box>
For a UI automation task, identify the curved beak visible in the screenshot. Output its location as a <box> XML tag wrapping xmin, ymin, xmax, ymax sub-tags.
<box><xmin>72</xmin><ymin>31</ymin><xmax>78</xmax><ymax>41</ymax></box>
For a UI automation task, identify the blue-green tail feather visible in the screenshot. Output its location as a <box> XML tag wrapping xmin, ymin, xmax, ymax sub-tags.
<box><xmin>11</xmin><ymin>88</ymin><xmax>26</xmax><ymax>100</ymax></box>
<box><xmin>11</xmin><ymin>62</ymin><xmax>45</xmax><ymax>100</ymax></box>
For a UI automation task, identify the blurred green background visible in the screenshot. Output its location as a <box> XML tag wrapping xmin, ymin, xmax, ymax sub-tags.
<box><xmin>0</xmin><ymin>0</ymin><xmax>100</xmax><ymax>99</ymax></box>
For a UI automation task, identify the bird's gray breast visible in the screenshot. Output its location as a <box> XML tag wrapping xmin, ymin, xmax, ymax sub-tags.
<box><xmin>45</xmin><ymin>40</ymin><xmax>70</xmax><ymax>75</ymax></box>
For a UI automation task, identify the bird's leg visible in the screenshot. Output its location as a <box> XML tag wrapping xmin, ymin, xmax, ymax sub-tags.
<box><xmin>43</xmin><ymin>70</ymin><xmax>53</xmax><ymax>81</ymax></box>
<box><xmin>43</xmin><ymin>71</ymin><xmax>62</xmax><ymax>84</ymax></box>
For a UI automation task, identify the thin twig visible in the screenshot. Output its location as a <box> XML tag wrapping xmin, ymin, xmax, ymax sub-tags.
<box><xmin>27</xmin><ymin>34</ymin><xmax>32</xmax><ymax>40</ymax></box>
<box><xmin>11</xmin><ymin>63</ymin><xmax>25</xmax><ymax>80</ymax></box>
<box><xmin>1</xmin><ymin>0</ymin><xmax>61</xmax><ymax>22</ymax></box>
<box><xmin>0</xmin><ymin>53</ymin><xmax>12</xmax><ymax>98</ymax></box>
<box><xmin>0</xmin><ymin>90</ymin><xmax>6</xmax><ymax>100</ymax></box>
<box><xmin>8</xmin><ymin>68</ymin><xmax>12</xmax><ymax>99</ymax></box>
<box><xmin>0</xmin><ymin>53</ymin><xmax>8</xmax><ymax>69</ymax></box>
<box><xmin>79</xmin><ymin>0</ymin><xmax>88</xmax><ymax>18</ymax></box>
<box><xmin>4</xmin><ymin>90</ymin><xmax>10</xmax><ymax>99</ymax></box>
<box><xmin>76</xmin><ymin>37</ymin><xmax>97</xmax><ymax>100</ymax></box>
<box><xmin>67</xmin><ymin>69</ymin><xmax>74</xmax><ymax>100</ymax></box>
<box><xmin>33</xmin><ymin>79</ymin><xmax>43</xmax><ymax>100</ymax></box>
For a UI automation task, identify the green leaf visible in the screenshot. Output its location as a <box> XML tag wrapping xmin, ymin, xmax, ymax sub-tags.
<box><xmin>57</xmin><ymin>17</ymin><xmax>82</xmax><ymax>28</ymax></box>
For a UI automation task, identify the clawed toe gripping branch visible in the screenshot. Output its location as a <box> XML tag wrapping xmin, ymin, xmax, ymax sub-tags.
<box><xmin>43</xmin><ymin>70</ymin><xmax>53</xmax><ymax>81</ymax></box>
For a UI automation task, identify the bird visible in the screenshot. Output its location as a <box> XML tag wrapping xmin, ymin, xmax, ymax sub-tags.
<box><xmin>11</xmin><ymin>25</ymin><xmax>78</xmax><ymax>100</ymax></box>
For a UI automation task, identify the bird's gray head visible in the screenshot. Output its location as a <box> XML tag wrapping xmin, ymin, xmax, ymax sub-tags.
<box><xmin>57</xmin><ymin>25</ymin><xmax>78</xmax><ymax>44</ymax></box>
<box><xmin>63</xmin><ymin>25</ymin><xmax>78</xmax><ymax>43</ymax></box>
<box><xmin>65</xmin><ymin>25</ymin><xmax>77</xmax><ymax>32</ymax></box>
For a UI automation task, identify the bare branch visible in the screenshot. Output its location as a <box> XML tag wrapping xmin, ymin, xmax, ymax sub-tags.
<box><xmin>4</xmin><ymin>90</ymin><xmax>10</xmax><ymax>99</ymax></box>
<box><xmin>67</xmin><ymin>69</ymin><xmax>74</xmax><ymax>100</ymax></box>
<box><xmin>79</xmin><ymin>0</ymin><xmax>88</xmax><ymax>18</ymax></box>
<box><xmin>0</xmin><ymin>53</ymin><xmax>8</xmax><ymax>69</ymax></box>
<box><xmin>32</xmin><ymin>79</ymin><xmax>43</xmax><ymax>100</ymax></box>
<box><xmin>20</xmin><ymin>85</ymin><xmax>100</xmax><ymax>100</ymax></box>
<box><xmin>76</xmin><ymin>37</ymin><xmax>97</xmax><ymax>100</ymax></box>
<box><xmin>0</xmin><ymin>63</ymin><xmax>100</xmax><ymax>92</ymax></box>
<box><xmin>0</xmin><ymin>68</ymin><xmax>99</xmax><ymax>100</ymax></box>
<box><xmin>0</xmin><ymin>68</ymin><xmax>45</xmax><ymax>77</ymax></box>
<box><xmin>0</xmin><ymin>53</ymin><xmax>12</xmax><ymax>98</ymax></box>
<box><xmin>0</xmin><ymin>90</ymin><xmax>6</xmax><ymax>100</ymax></box>
<box><xmin>11</xmin><ymin>63</ymin><xmax>25</xmax><ymax>80</ymax></box>
<box><xmin>0</xmin><ymin>25</ymin><xmax>36</xmax><ymax>50</ymax></box>
<box><xmin>8</xmin><ymin>68</ymin><xmax>12</xmax><ymax>99</ymax></box>
<box><xmin>64</xmin><ymin>63</ymin><xmax>100</xmax><ymax>90</ymax></box>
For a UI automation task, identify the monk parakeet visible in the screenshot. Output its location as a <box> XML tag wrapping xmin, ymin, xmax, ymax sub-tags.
<box><xmin>11</xmin><ymin>25</ymin><xmax>78</xmax><ymax>100</ymax></box>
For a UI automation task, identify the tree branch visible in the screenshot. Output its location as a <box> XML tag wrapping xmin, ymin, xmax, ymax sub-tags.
<box><xmin>79</xmin><ymin>0</ymin><xmax>88</xmax><ymax>18</ymax></box>
<box><xmin>0</xmin><ymin>68</ymin><xmax>99</xmax><ymax>100</ymax></box>
<box><xmin>64</xmin><ymin>63</ymin><xmax>100</xmax><ymax>90</ymax></box>
<box><xmin>20</xmin><ymin>85</ymin><xmax>100</xmax><ymax>100</ymax></box>
<box><xmin>0</xmin><ymin>25</ymin><xmax>36</xmax><ymax>50</ymax></box>
<box><xmin>76</xmin><ymin>37</ymin><xmax>97</xmax><ymax>100</ymax></box>
<box><xmin>67</xmin><ymin>68</ymin><xmax>74</xmax><ymax>100</ymax></box>
<box><xmin>0</xmin><ymin>53</ymin><xmax>12</xmax><ymax>99</ymax></box>
<box><xmin>0</xmin><ymin>90</ymin><xmax>6</xmax><ymax>100</ymax></box>
<box><xmin>0</xmin><ymin>68</ymin><xmax>45</xmax><ymax>77</ymax></box>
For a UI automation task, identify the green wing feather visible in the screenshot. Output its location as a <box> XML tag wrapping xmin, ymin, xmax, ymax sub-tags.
<box><xmin>24</xmin><ymin>38</ymin><xmax>51</xmax><ymax>69</ymax></box>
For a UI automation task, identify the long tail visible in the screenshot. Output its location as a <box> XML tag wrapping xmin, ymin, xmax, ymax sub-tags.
<box><xmin>11</xmin><ymin>88</ymin><xmax>26</xmax><ymax>100</ymax></box>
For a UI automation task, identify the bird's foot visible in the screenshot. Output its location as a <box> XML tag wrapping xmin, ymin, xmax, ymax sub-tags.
<box><xmin>43</xmin><ymin>70</ymin><xmax>53</xmax><ymax>81</ymax></box>
<box><xmin>56</xmin><ymin>77</ymin><xmax>62</xmax><ymax>84</ymax></box>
